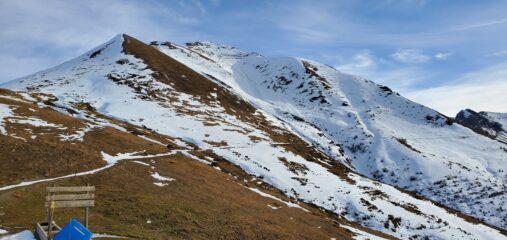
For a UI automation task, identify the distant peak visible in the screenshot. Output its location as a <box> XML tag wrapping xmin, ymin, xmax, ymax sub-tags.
<box><xmin>184</xmin><ymin>41</ymin><xmax>241</xmax><ymax>51</ymax></box>
<box><xmin>456</xmin><ymin>109</ymin><xmax>477</xmax><ymax>119</ymax></box>
<box><xmin>84</xmin><ymin>34</ymin><xmax>125</xmax><ymax>60</ymax></box>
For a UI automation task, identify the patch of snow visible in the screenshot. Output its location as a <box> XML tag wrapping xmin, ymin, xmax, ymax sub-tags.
<box><xmin>248</xmin><ymin>187</ymin><xmax>309</xmax><ymax>212</ymax></box>
<box><xmin>132</xmin><ymin>160</ymin><xmax>150</xmax><ymax>166</ymax></box>
<box><xmin>9</xmin><ymin>118</ymin><xmax>63</xmax><ymax>128</ymax></box>
<box><xmin>0</xmin><ymin>230</ymin><xmax>35</xmax><ymax>240</ymax></box>
<box><xmin>153</xmin><ymin>182</ymin><xmax>168</xmax><ymax>187</ymax></box>
<box><xmin>138</xmin><ymin>135</ymin><xmax>165</xmax><ymax>145</ymax></box>
<box><xmin>267</xmin><ymin>204</ymin><xmax>281</xmax><ymax>210</ymax></box>
<box><xmin>0</xmin><ymin>95</ymin><xmax>31</xmax><ymax>104</ymax></box>
<box><xmin>0</xmin><ymin>151</ymin><xmax>177</xmax><ymax>192</ymax></box>
<box><xmin>59</xmin><ymin>125</ymin><xmax>92</xmax><ymax>141</ymax></box>
<box><xmin>172</xmin><ymin>138</ymin><xmax>191</xmax><ymax>149</ymax></box>
<box><xmin>150</xmin><ymin>172</ymin><xmax>175</xmax><ymax>182</ymax></box>
<box><xmin>341</xmin><ymin>225</ymin><xmax>387</xmax><ymax>240</ymax></box>
<box><xmin>0</xmin><ymin>104</ymin><xmax>12</xmax><ymax>134</ymax></box>
<box><xmin>151</xmin><ymin>172</ymin><xmax>174</xmax><ymax>187</ymax></box>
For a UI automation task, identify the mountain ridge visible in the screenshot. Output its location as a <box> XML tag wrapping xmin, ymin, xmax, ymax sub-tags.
<box><xmin>456</xmin><ymin>108</ymin><xmax>507</xmax><ymax>144</ymax></box>
<box><xmin>152</xmin><ymin>36</ymin><xmax>507</xmax><ymax>228</ymax></box>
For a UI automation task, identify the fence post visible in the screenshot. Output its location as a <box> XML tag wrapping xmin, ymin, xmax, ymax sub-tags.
<box><xmin>84</xmin><ymin>183</ymin><xmax>89</xmax><ymax>228</ymax></box>
<box><xmin>47</xmin><ymin>184</ymin><xmax>54</xmax><ymax>240</ymax></box>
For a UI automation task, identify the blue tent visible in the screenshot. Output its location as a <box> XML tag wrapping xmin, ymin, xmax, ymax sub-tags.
<box><xmin>53</xmin><ymin>218</ymin><xmax>92</xmax><ymax>240</ymax></box>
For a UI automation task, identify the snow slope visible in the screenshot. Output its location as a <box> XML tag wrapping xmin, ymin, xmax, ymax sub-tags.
<box><xmin>153</xmin><ymin>41</ymin><xmax>507</xmax><ymax>230</ymax></box>
<box><xmin>2</xmin><ymin>35</ymin><xmax>506</xmax><ymax>239</ymax></box>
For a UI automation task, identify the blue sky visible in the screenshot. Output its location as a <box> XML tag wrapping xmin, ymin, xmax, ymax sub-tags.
<box><xmin>1</xmin><ymin>0</ymin><xmax>506</xmax><ymax>115</ymax></box>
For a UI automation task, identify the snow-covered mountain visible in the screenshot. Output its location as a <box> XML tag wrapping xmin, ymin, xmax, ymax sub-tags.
<box><xmin>152</xmin><ymin>40</ymin><xmax>507</xmax><ymax>229</ymax></box>
<box><xmin>456</xmin><ymin>109</ymin><xmax>507</xmax><ymax>144</ymax></box>
<box><xmin>1</xmin><ymin>34</ymin><xmax>506</xmax><ymax>239</ymax></box>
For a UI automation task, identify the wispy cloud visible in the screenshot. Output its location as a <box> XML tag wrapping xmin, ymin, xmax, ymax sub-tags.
<box><xmin>391</xmin><ymin>49</ymin><xmax>430</xmax><ymax>64</ymax></box>
<box><xmin>406</xmin><ymin>62</ymin><xmax>507</xmax><ymax>115</ymax></box>
<box><xmin>435</xmin><ymin>52</ymin><xmax>452</xmax><ymax>60</ymax></box>
<box><xmin>0</xmin><ymin>0</ymin><xmax>506</xmax><ymax>114</ymax></box>
<box><xmin>336</xmin><ymin>50</ymin><xmax>377</xmax><ymax>74</ymax></box>
<box><xmin>0</xmin><ymin>0</ymin><xmax>209</xmax><ymax>81</ymax></box>
<box><xmin>336</xmin><ymin>50</ymin><xmax>434</xmax><ymax>91</ymax></box>
<box><xmin>453</xmin><ymin>18</ymin><xmax>507</xmax><ymax>31</ymax></box>
<box><xmin>486</xmin><ymin>50</ymin><xmax>507</xmax><ymax>57</ymax></box>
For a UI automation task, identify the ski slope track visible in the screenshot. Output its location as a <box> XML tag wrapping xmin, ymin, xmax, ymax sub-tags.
<box><xmin>2</xmin><ymin>34</ymin><xmax>506</xmax><ymax>239</ymax></box>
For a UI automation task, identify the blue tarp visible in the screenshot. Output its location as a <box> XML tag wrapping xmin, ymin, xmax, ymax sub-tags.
<box><xmin>53</xmin><ymin>218</ymin><xmax>92</xmax><ymax>240</ymax></box>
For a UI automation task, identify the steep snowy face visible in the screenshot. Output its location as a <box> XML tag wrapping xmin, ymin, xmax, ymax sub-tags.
<box><xmin>154</xmin><ymin>41</ymin><xmax>507</xmax><ymax>230</ymax></box>
<box><xmin>456</xmin><ymin>109</ymin><xmax>507</xmax><ymax>143</ymax></box>
<box><xmin>3</xmin><ymin>35</ymin><xmax>507</xmax><ymax>239</ymax></box>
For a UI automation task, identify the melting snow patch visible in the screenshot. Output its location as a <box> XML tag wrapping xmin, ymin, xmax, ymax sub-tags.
<box><xmin>10</xmin><ymin>118</ymin><xmax>63</xmax><ymax>128</ymax></box>
<box><xmin>0</xmin><ymin>95</ymin><xmax>31</xmax><ymax>104</ymax></box>
<box><xmin>267</xmin><ymin>204</ymin><xmax>282</xmax><ymax>210</ymax></box>
<box><xmin>341</xmin><ymin>225</ymin><xmax>388</xmax><ymax>240</ymax></box>
<box><xmin>151</xmin><ymin>172</ymin><xmax>175</xmax><ymax>187</ymax></box>
<box><xmin>132</xmin><ymin>160</ymin><xmax>150</xmax><ymax>166</ymax></box>
<box><xmin>101</xmin><ymin>151</ymin><xmax>143</xmax><ymax>165</ymax></box>
<box><xmin>179</xmin><ymin>151</ymin><xmax>211</xmax><ymax>164</ymax></box>
<box><xmin>151</xmin><ymin>172</ymin><xmax>175</xmax><ymax>181</ymax></box>
<box><xmin>172</xmin><ymin>138</ymin><xmax>192</xmax><ymax>149</ymax></box>
<box><xmin>0</xmin><ymin>230</ymin><xmax>36</xmax><ymax>240</ymax></box>
<box><xmin>248</xmin><ymin>187</ymin><xmax>309</xmax><ymax>212</ymax></box>
<box><xmin>153</xmin><ymin>182</ymin><xmax>168</xmax><ymax>187</ymax></box>
<box><xmin>0</xmin><ymin>151</ymin><xmax>177</xmax><ymax>192</ymax></box>
<box><xmin>0</xmin><ymin>104</ymin><xmax>13</xmax><ymax>134</ymax></box>
<box><xmin>59</xmin><ymin>125</ymin><xmax>92</xmax><ymax>141</ymax></box>
<box><xmin>138</xmin><ymin>135</ymin><xmax>165</xmax><ymax>145</ymax></box>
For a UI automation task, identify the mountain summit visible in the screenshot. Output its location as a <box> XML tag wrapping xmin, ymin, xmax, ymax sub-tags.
<box><xmin>0</xmin><ymin>34</ymin><xmax>505</xmax><ymax>239</ymax></box>
<box><xmin>456</xmin><ymin>109</ymin><xmax>507</xmax><ymax>144</ymax></box>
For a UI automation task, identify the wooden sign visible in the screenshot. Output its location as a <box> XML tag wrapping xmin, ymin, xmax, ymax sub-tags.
<box><xmin>46</xmin><ymin>186</ymin><xmax>95</xmax><ymax>193</ymax></box>
<box><xmin>45</xmin><ymin>200</ymin><xmax>95</xmax><ymax>208</ymax></box>
<box><xmin>44</xmin><ymin>185</ymin><xmax>95</xmax><ymax>240</ymax></box>
<box><xmin>45</xmin><ymin>193</ymin><xmax>94</xmax><ymax>201</ymax></box>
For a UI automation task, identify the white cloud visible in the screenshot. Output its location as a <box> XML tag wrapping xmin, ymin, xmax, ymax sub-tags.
<box><xmin>486</xmin><ymin>50</ymin><xmax>507</xmax><ymax>57</ymax></box>
<box><xmin>391</xmin><ymin>49</ymin><xmax>430</xmax><ymax>63</ymax></box>
<box><xmin>336</xmin><ymin>50</ymin><xmax>377</xmax><ymax>74</ymax></box>
<box><xmin>406</xmin><ymin>62</ymin><xmax>507</xmax><ymax>115</ymax></box>
<box><xmin>0</xmin><ymin>0</ymin><xmax>208</xmax><ymax>82</ymax></box>
<box><xmin>336</xmin><ymin>50</ymin><xmax>434</xmax><ymax>91</ymax></box>
<box><xmin>435</xmin><ymin>52</ymin><xmax>452</xmax><ymax>60</ymax></box>
<box><xmin>453</xmin><ymin>18</ymin><xmax>507</xmax><ymax>31</ymax></box>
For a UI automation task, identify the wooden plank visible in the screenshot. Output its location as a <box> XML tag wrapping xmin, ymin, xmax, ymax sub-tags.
<box><xmin>45</xmin><ymin>200</ymin><xmax>94</xmax><ymax>208</ymax></box>
<box><xmin>45</xmin><ymin>193</ymin><xmax>94</xmax><ymax>201</ymax></box>
<box><xmin>47</xmin><ymin>203</ymin><xmax>53</xmax><ymax>239</ymax></box>
<box><xmin>46</xmin><ymin>186</ymin><xmax>95</xmax><ymax>193</ymax></box>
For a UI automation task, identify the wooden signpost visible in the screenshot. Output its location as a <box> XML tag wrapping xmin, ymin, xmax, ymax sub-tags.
<box><xmin>36</xmin><ymin>185</ymin><xmax>95</xmax><ymax>240</ymax></box>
